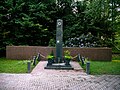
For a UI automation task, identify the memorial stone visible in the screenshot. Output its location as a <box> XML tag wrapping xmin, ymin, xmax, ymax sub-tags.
<box><xmin>56</xmin><ymin>19</ymin><xmax>63</xmax><ymax>63</ymax></box>
<box><xmin>45</xmin><ymin>19</ymin><xmax>73</xmax><ymax>70</ymax></box>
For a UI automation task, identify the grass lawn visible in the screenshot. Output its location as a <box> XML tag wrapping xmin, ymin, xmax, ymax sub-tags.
<box><xmin>0</xmin><ymin>58</ymin><xmax>36</xmax><ymax>73</ymax></box>
<box><xmin>80</xmin><ymin>60</ymin><xmax>120</xmax><ymax>75</ymax></box>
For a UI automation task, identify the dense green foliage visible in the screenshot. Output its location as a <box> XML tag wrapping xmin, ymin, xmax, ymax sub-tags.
<box><xmin>0</xmin><ymin>0</ymin><xmax>120</xmax><ymax>56</ymax></box>
<box><xmin>64</xmin><ymin>50</ymin><xmax>72</xmax><ymax>59</ymax></box>
<box><xmin>64</xmin><ymin>33</ymin><xmax>100</xmax><ymax>47</ymax></box>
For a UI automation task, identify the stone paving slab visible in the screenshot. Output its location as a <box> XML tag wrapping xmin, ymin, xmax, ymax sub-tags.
<box><xmin>31</xmin><ymin>61</ymin><xmax>85</xmax><ymax>75</ymax></box>
<box><xmin>0</xmin><ymin>61</ymin><xmax>120</xmax><ymax>90</ymax></box>
<box><xmin>0</xmin><ymin>73</ymin><xmax>120</xmax><ymax>90</ymax></box>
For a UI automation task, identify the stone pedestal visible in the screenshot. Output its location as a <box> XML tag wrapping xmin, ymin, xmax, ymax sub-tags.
<box><xmin>44</xmin><ymin>63</ymin><xmax>74</xmax><ymax>70</ymax></box>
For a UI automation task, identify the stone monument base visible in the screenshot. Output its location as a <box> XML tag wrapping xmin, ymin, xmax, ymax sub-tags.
<box><xmin>44</xmin><ymin>63</ymin><xmax>74</xmax><ymax>70</ymax></box>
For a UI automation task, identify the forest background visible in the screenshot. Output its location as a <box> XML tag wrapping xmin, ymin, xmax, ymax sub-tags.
<box><xmin>0</xmin><ymin>0</ymin><xmax>120</xmax><ymax>57</ymax></box>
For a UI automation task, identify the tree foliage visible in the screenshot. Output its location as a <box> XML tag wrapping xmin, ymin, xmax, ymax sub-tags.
<box><xmin>0</xmin><ymin>0</ymin><xmax>119</xmax><ymax>56</ymax></box>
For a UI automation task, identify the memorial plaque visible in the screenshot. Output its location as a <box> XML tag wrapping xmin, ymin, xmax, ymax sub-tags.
<box><xmin>56</xmin><ymin>19</ymin><xmax>63</xmax><ymax>63</ymax></box>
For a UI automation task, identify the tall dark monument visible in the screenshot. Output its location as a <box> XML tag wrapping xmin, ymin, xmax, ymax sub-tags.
<box><xmin>56</xmin><ymin>19</ymin><xmax>63</xmax><ymax>63</ymax></box>
<box><xmin>45</xmin><ymin>19</ymin><xmax>73</xmax><ymax>70</ymax></box>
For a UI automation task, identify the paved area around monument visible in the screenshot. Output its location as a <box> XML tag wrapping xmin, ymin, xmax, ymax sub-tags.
<box><xmin>0</xmin><ymin>61</ymin><xmax>120</xmax><ymax>90</ymax></box>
